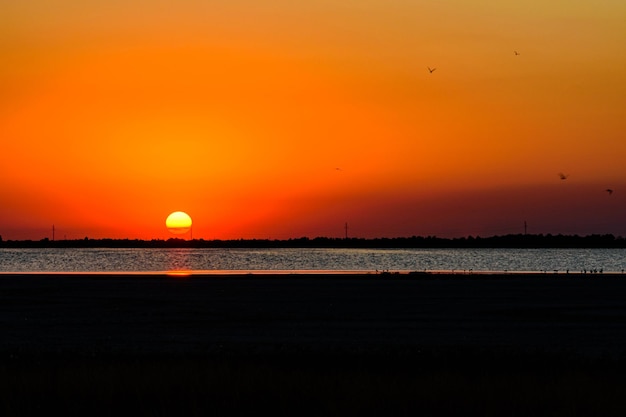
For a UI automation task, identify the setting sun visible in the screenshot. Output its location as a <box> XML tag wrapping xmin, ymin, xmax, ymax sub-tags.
<box><xmin>166</xmin><ymin>212</ymin><xmax>192</xmax><ymax>235</ymax></box>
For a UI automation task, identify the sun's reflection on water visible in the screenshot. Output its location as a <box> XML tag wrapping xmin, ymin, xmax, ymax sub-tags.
<box><xmin>166</xmin><ymin>270</ymin><xmax>192</xmax><ymax>278</ymax></box>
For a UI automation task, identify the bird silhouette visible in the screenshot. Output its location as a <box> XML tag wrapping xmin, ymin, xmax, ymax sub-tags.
<box><xmin>558</xmin><ymin>173</ymin><xmax>569</xmax><ymax>180</ymax></box>
<box><xmin>514</xmin><ymin>50</ymin><xmax>520</xmax><ymax>56</ymax></box>
<box><xmin>427</xmin><ymin>66</ymin><xmax>436</xmax><ymax>74</ymax></box>
<box><xmin>606</xmin><ymin>189</ymin><xmax>614</xmax><ymax>195</ymax></box>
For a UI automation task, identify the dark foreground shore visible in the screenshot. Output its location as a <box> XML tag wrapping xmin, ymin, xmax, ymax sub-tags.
<box><xmin>3</xmin><ymin>273</ymin><xmax>626</xmax><ymax>416</ymax></box>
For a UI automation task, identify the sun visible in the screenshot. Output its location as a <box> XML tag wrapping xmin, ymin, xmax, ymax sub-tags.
<box><xmin>166</xmin><ymin>211</ymin><xmax>192</xmax><ymax>235</ymax></box>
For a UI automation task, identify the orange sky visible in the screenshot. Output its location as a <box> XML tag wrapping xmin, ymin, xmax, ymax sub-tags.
<box><xmin>1</xmin><ymin>1</ymin><xmax>626</xmax><ymax>240</ymax></box>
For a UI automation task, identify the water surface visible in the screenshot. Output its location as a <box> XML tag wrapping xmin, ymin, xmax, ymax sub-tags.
<box><xmin>1</xmin><ymin>248</ymin><xmax>625</xmax><ymax>273</ymax></box>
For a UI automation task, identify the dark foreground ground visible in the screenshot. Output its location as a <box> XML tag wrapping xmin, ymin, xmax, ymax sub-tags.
<box><xmin>2</xmin><ymin>273</ymin><xmax>626</xmax><ymax>416</ymax></box>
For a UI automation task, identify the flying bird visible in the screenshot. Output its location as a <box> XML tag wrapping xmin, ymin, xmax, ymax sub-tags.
<box><xmin>558</xmin><ymin>173</ymin><xmax>569</xmax><ymax>180</ymax></box>
<box><xmin>514</xmin><ymin>50</ymin><xmax>520</xmax><ymax>56</ymax></box>
<box><xmin>606</xmin><ymin>189</ymin><xmax>614</xmax><ymax>195</ymax></box>
<box><xmin>427</xmin><ymin>66</ymin><xmax>436</xmax><ymax>74</ymax></box>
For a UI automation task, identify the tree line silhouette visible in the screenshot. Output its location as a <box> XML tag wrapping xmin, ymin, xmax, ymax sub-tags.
<box><xmin>0</xmin><ymin>234</ymin><xmax>625</xmax><ymax>248</ymax></box>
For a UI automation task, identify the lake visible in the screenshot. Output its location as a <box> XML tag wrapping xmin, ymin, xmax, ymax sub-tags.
<box><xmin>1</xmin><ymin>247</ymin><xmax>625</xmax><ymax>273</ymax></box>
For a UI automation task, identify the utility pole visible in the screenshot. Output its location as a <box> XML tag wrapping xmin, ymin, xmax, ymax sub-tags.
<box><xmin>52</xmin><ymin>224</ymin><xmax>55</xmax><ymax>241</ymax></box>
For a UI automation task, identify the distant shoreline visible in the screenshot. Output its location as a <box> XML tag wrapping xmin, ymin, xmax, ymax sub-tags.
<box><xmin>1</xmin><ymin>271</ymin><xmax>625</xmax><ymax>278</ymax></box>
<box><xmin>1</xmin><ymin>233</ymin><xmax>626</xmax><ymax>248</ymax></box>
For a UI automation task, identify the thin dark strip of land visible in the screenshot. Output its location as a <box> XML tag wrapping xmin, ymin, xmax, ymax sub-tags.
<box><xmin>1</xmin><ymin>233</ymin><xmax>626</xmax><ymax>248</ymax></box>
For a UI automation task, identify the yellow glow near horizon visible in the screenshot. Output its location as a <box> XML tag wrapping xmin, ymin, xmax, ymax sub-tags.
<box><xmin>166</xmin><ymin>211</ymin><xmax>192</xmax><ymax>235</ymax></box>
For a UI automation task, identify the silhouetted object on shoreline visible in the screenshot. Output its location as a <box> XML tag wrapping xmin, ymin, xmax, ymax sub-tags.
<box><xmin>558</xmin><ymin>172</ymin><xmax>569</xmax><ymax>180</ymax></box>
<box><xmin>524</xmin><ymin>220</ymin><xmax>527</xmax><ymax>235</ymax></box>
<box><xmin>427</xmin><ymin>66</ymin><xmax>436</xmax><ymax>74</ymax></box>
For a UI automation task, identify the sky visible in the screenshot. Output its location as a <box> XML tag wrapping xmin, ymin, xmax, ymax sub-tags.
<box><xmin>1</xmin><ymin>0</ymin><xmax>626</xmax><ymax>240</ymax></box>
